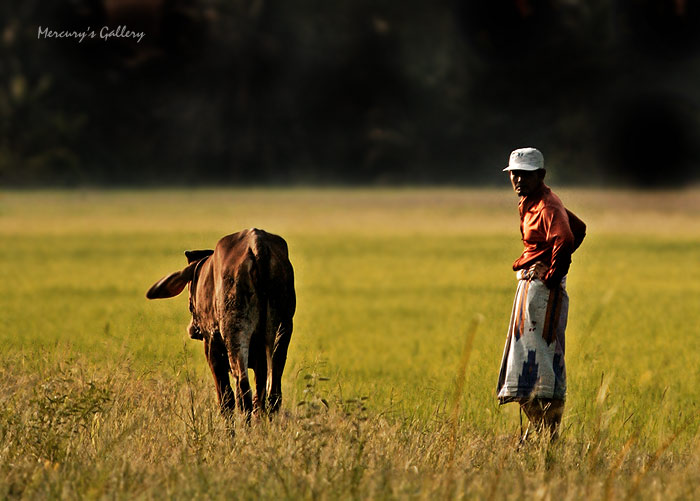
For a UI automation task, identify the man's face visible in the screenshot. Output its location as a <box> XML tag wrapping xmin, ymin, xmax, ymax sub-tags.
<box><xmin>509</xmin><ymin>169</ymin><xmax>545</xmax><ymax>197</ymax></box>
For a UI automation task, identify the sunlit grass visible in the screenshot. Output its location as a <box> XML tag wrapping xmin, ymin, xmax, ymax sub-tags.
<box><xmin>1</xmin><ymin>188</ymin><xmax>699</xmax><ymax>498</ymax></box>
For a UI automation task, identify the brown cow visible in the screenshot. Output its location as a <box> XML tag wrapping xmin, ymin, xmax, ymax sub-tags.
<box><xmin>146</xmin><ymin>228</ymin><xmax>295</xmax><ymax>418</ymax></box>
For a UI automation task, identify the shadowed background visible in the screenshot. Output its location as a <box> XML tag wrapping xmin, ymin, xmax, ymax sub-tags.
<box><xmin>2</xmin><ymin>0</ymin><xmax>700</xmax><ymax>187</ymax></box>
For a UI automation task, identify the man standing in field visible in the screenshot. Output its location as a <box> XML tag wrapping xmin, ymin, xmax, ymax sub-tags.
<box><xmin>497</xmin><ymin>147</ymin><xmax>586</xmax><ymax>441</ymax></box>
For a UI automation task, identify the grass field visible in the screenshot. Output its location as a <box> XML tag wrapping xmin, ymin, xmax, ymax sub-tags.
<box><xmin>1</xmin><ymin>188</ymin><xmax>699</xmax><ymax>499</ymax></box>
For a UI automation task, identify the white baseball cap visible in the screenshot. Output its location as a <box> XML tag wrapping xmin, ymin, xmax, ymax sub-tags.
<box><xmin>503</xmin><ymin>147</ymin><xmax>544</xmax><ymax>172</ymax></box>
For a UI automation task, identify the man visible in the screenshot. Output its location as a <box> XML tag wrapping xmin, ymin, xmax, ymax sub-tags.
<box><xmin>497</xmin><ymin>147</ymin><xmax>586</xmax><ymax>440</ymax></box>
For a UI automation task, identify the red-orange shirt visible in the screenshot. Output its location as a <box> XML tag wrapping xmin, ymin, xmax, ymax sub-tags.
<box><xmin>512</xmin><ymin>184</ymin><xmax>586</xmax><ymax>288</ymax></box>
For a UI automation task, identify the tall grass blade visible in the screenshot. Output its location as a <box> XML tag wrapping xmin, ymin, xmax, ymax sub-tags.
<box><xmin>450</xmin><ymin>314</ymin><xmax>484</xmax><ymax>431</ymax></box>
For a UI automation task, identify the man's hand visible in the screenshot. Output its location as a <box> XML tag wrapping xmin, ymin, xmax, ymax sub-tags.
<box><xmin>528</xmin><ymin>261</ymin><xmax>548</xmax><ymax>281</ymax></box>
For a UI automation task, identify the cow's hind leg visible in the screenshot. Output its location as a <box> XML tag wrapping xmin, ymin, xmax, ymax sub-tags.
<box><xmin>252</xmin><ymin>352</ymin><xmax>268</xmax><ymax>417</ymax></box>
<box><xmin>268</xmin><ymin>319</ymin><xmax>293</xmax><ymax>414</ymax></box>
<box><xmin>204</xmin><ymin>334</ymin><xmax>235</xmax><ymax>415</ymax></box>
<box><xmin>222</xmin><ymin>319</ymin><xmax>255</xmax><ymax>420</ymax></box>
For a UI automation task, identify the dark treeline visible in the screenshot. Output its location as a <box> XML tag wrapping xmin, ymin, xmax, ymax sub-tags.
<box><xmin>2</xmin><ymin>0</ymin><xmax>700</xmax><ymax>187</ymax></box>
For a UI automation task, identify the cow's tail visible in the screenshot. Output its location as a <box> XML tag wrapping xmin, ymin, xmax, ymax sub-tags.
<box><xmin>251</xmin><ymin>229</ymin><xmax>294</xmax><ymax>413</ymax></box>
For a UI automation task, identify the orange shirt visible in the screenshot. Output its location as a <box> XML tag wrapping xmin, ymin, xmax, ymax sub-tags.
<box><xmin>512</xmin><ymin>184</ymin><xmax>586</xmax><ymax>288</ymax></box>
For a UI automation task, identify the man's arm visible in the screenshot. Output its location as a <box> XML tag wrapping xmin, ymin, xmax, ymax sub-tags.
<box><xmin>566</xmin><ymin>209</ymin><xmax>586</xmax><ymax>251</ymax></box>
<box><xmin>542</xmin><ymin>206</ymin><xmax>575</xmax><ymax>288</ymax></box>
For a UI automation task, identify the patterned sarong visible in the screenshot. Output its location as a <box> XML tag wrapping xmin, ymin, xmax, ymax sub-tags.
<box><xmin>497</xmin><ymin>273</ymin><xmax>568</xmax><ymax>403</ymax></box>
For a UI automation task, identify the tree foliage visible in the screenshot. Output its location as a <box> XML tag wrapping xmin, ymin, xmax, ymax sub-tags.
<box><xmin>2</xmin><ymin>0</ymin><xmax>700</xmax><ymax>186</ymax></box>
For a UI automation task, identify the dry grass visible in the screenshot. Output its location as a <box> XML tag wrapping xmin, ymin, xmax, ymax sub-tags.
<box><xmin>1</xmin><ymin>352</ymin><xmax>698</xmax><ymax>500</ymax></box>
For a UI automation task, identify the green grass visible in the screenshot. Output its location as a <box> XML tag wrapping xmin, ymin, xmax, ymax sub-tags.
<box><xmin>1</xmin><ymin>188</ymin><xmax>699</xmax><ymax>499</ymax></box>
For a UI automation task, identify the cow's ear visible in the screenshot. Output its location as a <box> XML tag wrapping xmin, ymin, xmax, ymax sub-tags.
<box><xmin>146</xmin><ymin>261</ymin><xmax>197</xmax><ymax>299</ymax></box>
<box><xmin>185</xmin><ymin>249</ymin><xmax>214</xmax><ymax>264</ymax></box>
